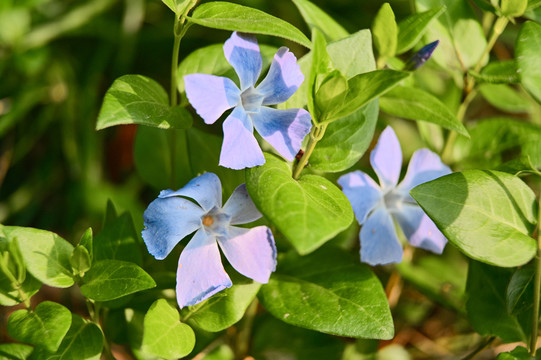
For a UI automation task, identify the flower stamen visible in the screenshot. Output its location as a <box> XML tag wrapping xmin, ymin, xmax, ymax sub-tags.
<box><xmin>202</xmin><ymin>215</ymin><xmax>214</xmax><ymax>226</ymax></box>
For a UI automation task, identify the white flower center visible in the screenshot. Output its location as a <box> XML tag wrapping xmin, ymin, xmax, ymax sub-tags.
<box><xmin>201</xmin><ymin>207</ymin><xmax>231</xmax><ymax>237</ymax></box>
<box><xmin>240</xmin><ymin>86</ymin><xmax>263</xmax><ymax>113</ymax></box>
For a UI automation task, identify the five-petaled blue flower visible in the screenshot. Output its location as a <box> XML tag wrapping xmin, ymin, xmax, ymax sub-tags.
<box><xmin>142</xmin><ymin>173</ymin><xmax>277</xmax><ymax>308</ymax></box>
<box><xmin>338</xmin><ymin>126</ymin><xmax>451</xmax><ymax>266</ymax></box>
<box><xmin>184</xmin><ymin>31</ymin><xmax>312</xmax><ymax>170</ymax></box>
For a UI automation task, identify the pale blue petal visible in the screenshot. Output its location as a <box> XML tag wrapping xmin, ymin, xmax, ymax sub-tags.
<box><xmin>142</xmin><ymin>197</ymin><xmax>204</xmax><ymax>260</ymax></box>
<box><xmin>370</xmin><ymin>126</ymin><xmax>402</xmax><ymax>188</ymax></box>
<box><xmin>184</xmin><ymin>74</ymin><xmax>240</xmax><ymax>124</ymax></box>
<box><xmin>256</xmin><ymin>47</ymin><xmax>304</xmax><ymax>105</ymax></box>
<box><xmin>219</xmin><ymin>107</ymin><xmax>265</xmax><ymax>169</ymax></box>
<box><xmin>394</xmin><ymin>204</ymin><xmax>447</xmax><ymax>254</ymax></box>
<box><xmin>251</xmin><ymin>107</ymin><xmax>311</xmax><ymax>161</ymax></box>
<box><xmin>223</xmin><ymin>184</ymin><xmax>262</xmax><ymax>225</ymax></box>
<box><xmin>360</xmin><ymin>206</ymin><xmax>403</xmax><ymax>265</ymax></box>
<box><xmin>176</xmin><ymin>229</ymin><xmax>232</xmax><ymax>308</ymax></box>
<box><xmin>338</xmin><ymin>170</ymin><xmax>383</xmax><ymax>225</ymax></box>
<box><xmin>159</xmin><ymin>173</ymin><xmax>222</xmax><ymax>211</ymax></box>
<box><xmin>397</xmin><ymin>148</ymin><xmax>451</xmax><ymax>193</ymax></box>
<box><xmin>223</xmin><ymin>32</ymin><xmax>262</xmax><ymax>90</ymax></box>
<box><xmin>217</xmin><ymin>226</ymin><xmax>276</xmax><ymax>284</ymax></box>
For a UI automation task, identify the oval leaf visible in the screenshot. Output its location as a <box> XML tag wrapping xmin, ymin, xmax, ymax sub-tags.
<box><xmin>411</xmin><ymin>170</ymin><xmax>537</xmax><ymax>267</ymax></box>
<box><xmin>47</xmin><ymin>314</ymin><xmax>103</xmax><ymax>360</ymax></box>
<box><xmin>96</xmin><ymin>74</ymin><xmax>193</xmax><ymax>130</ymax></box>
<box><xmin>0</xmin><ymin>343</ymin><xmax>34</xmax><ymax>360</ymax></box>
<box><xmin>246</xmin><ymin>153</ymin><xmax>353</xmax><ymax>255</ymax></box>
<box><xmin>517</xmin><ymin>21</ymin><xmax>541</xmax><ymax>104</ymax></box>
<box><xmin>259</xmin><ymin>247</ymin><xmax>394</xmax><ymax>339</ymax></box>
<box><xmin>372</xmin><ymin>3</ymin><xmax>397</xmax><ymax>58</ymax></box>
<box><xmin>142</xmin><ymin>299</ymin><xmax>195</xmax><ymax>359</ymax></box>
<box><xmin>292</xmin><ymin>0</ymin><xmax>348</xmax><ymax>42</ymax></box>
<box><xmin>189</xmin><ymin>2</ymin><xmax>311</xmax><ymax>48</ymax></box>
<box><xmin>396</xmin><ymin>6</ymin><xmax>445</xmax><ymax>54</ymax></box>
<box><xmin>379</xmin><ymin>85</ymin><xmax>469</xmax><ymax>136</ymax></box>
<box><xmin>80</xmin><ymin>260</ymin><xmax>156</xmax><ymax>301</ymax></box>
<box><xmin>469</xmin><ymin>60</ymin><xmax>520</xmax><ymax>84</ymax></box>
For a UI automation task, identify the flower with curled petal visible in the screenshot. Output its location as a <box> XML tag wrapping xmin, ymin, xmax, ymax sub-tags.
<box><xmin>338</xmin><ymin>126</ymin><xmax>451</xmax><ymax>266</ymax></box>
<box><xmin>184</xmin><ymin>31</ymin><xmax>312</xmax><ymax>170</ymax></box>
<box><xmin>142</xmin><ymin>173</ymin><xmax>277</xmax><ymax>308</ymax></box>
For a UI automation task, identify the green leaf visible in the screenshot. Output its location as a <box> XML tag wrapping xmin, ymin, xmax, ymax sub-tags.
<box><xmin>501</xmin><ymin>0</ymin><xmax>528</xmax><ymax>16</ymax></box>
<box><xmin>497</xmin><ymin>346</ymin><xmax>541</xmax><ymax>359</ymax></box>
<box><xmin>315</xmin><ymin>70</ymin><xmax>348</xmax><ymax>119</ymax></box>
<box><xmin>47</xmin><ymin>314</ymin><xmax>103</xmax><ymax>360</ymax></box>
<box><xmin>479</xmin><ymin>84</ymin><xmax>531</xmax><ymax>113</ymax></box>
<box><xmin>246</xmin><ymin>153</ymin><xmax>353</xmax><ymax>254</ymax></box>
<box><xmin>507</xmin><ymin>264</ymin><xmax>535</xmax><ymax>315</ymax></box>
<box><xmin>96</xmin><ymin>75</ymin><xmax>193</xmax><ymax>130</ymax></box>
<box><xmin>259</xmin><ymin>246</ymin><xmax>393</xmax><ymax>339</ymax></box>
<box><xmin>161</xmin><ymin>0</ymin><xmax>191</xmax><ymax>15</ymax></box>
<box><xmin>528</xmin><ymin>0</ymin><xmax>541</xmax><ymax>9</ymax></box>
<box><xmin>142</xmin><ymin>299</ymin><xmax>195</xmax><ymax>359</ymax></box>
<box><xmin>0</xmin><ymin>343</ymin><xmax>34</xmax><ymax>360</ymax></box>
<box><xmin>469</xmin><ymin>60</ymin><xmax>520</xmax><ymax>84</ymax></box>
<box><xmin>70</xmin><ymin>245</ymin><xmax>91</xmax><ymax>276</ymax></box>
<box><xmin>309</xmin><ymin>100</ymin><xmax>378</xmax><ymax>173</ymax></box>
<box><xmin>411</xmin><ymin>170</ymin><xmax>537</xmax><ymax>267</ymax></box>
<box><xmin>372</xmin><ymin>3</ymin><xmax>397</xmax><ymax>58</ymax></box>
<box><xmin>180</xmin><ymin>276</ymin><xmax>261</xmax><ymax>332</ymax></box>
<box><xmin>466</xmin><ymin>261</ymin><xmax>527</xmax><ymax>342</ymax></box>
<box><xmin>396</xmin><ymin>6</ymin><xmax>445</xmax><ymax>54</ymax></box>
<box><xmin>78</xmin><ymin>228</ymin><xmax>93</xmax><ymax>263</ymax></box>
<box><xmin>80</xmin><ymin>260</ymin><xmax>156</xmax><ymax>301</ymax></box>
<box><xmin>308</xmin><ymin>28</ymin><xmax>333</xmax><ymax>121</ymax></box>
<box><xmin>189</xmin><ymin>2</ymin><xmax>311</xmax><ymax>48</ymax></box>
<box><xmin>4</xmin><ymin>226</ymin><xmax>74</xmax><ymax>288</ymax></box>
<box><xmin>93</xmin><ymin>212</ymin><xmax>142</xmax><ymax>266</ymax></box>
<box><xmin>291</xmin><ymin>0</ymin><xmax>348</xmax><ymax>42</ymax></box>
<box><xmin>517</xmin><ymin>21</ymin><xmax>541</xmax><ymax>104</ymax></box>
<box><xmin>7</xmin><ymin>301</ymin><xmax>72</xmax><ymax>353</ymax></box>
<box><xmin>380</xmin><ymin>85</ymin><xmax>469</xmax><ymax>136</ymax></box>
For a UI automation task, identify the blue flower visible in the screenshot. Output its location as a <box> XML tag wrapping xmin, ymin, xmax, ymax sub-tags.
<box><xmin>142</xmin><ymin>173</ymin><xmax>277</xmax><ymax>308</ymax></box>
<box><xmin>405</xmin><ymin>40</ymin><xmax>439</xmax><ymax>70</ymax></box>
<box><xmin>184</xmin><ymin>32</ymin><xmax>312</xmax><ymax>170</ymax></box>
<box><xmin>338</xmin><ymin>126</ymin><xmax>451</xmax><ymax>266</ymax></box>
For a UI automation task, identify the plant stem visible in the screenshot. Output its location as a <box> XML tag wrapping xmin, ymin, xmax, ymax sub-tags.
<box><xmin>87</xmin><ymin>300</ymin><xmax>115</xmax><ymax>360</ymax></box>
<box><xmin>236</xmin><ymin>298</ymin><xmax>259</xmax><ymax>359</ymax></box>
<box><xmin>292</xmin><ymin>123</ymin><xmax>327</xmax><ymax>179</ymax></box>
<box><xmin>461</xmin><ymin>336</ymin><xmax>495</xmax><ymax>360</ymax></box>
<box><xmin>530</xmin><ymin>200</ymin><xmax>541</xmax><ymax>357</ymax></box>
<box><xmin>0</xmin><ymin>253</ymin><xmax>30</xmax><ymax>308</ymax></box>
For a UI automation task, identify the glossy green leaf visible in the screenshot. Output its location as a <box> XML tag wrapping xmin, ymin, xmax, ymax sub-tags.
<box><xmin>96</xmin><ymin>75</ymin><xmax>193</xmax><ymax>130</ymax></box>
<box><xmin>411</xmin><ymin>170</ymin><xmax>537</xmax><ymax>267</ymax></box>
<box><xmin>3</xmin><ymin>226</ymin><xmax>74</xmax><ymax>288</ymax></box>
<box><xmin>309</xmin><ymin>100</ymin><xmax>378</xmax><ymax>172</ymax></box>
<box><xmin>7</xmin><ymin>301</ymin><xmax>71</xmax><ymax>353</ymax></box>
<box><xmin>466</xmin><ymin>261</ymin><xmax>527</xmax><ymax>342</ymax></box>
<box><xmin>380</xmin><ymin>85</ymin><xmax>469</xmax><ymax>136</ymax></box>
<box><xmin>479</xmin><ymin>84</ymin><xmax>531</xmax><ymax>113</ymax></box>
<box><xmin>78</xmin><ymin>227</ymin><xmax>93</xmax><ymax>263</ymax></box>
<box><xmin>372</xmin><ymin>3</ymin><xmax>397</xmax><ymax>58</ymax></box>
<box><xmin>180</xmin><ymin>276</ymin><xmax>261</xmax><ymax>332</ymax></box>
<box><xmin>396</xmin><ymin>6</ymin><xmax>445</xmax><ymax>54</ymax></box>
<box><xmin>246</xmin><ymin>153</ymin><xmax>353</xmax><ymax>254</ymax></box>
<box><xmin>469</xmin><ymin>60</ymin><xmax>520</xmax><ymax>84</ymax></box>
<box><xmin>142</xmin><ymin>299</ymin><xmax>195</xmax><ymax>359</ymax></box>
<box><xmin>189</xmin><ymin>2</ymin><xmax>311</xmax><ymax>48</ymax></box>
<box><xmin>0</xmin><ymin>272</ymin><xmax>40</xmax><ymax>307</ymax></box>
<box><xmin>528</xmin><ymin>0</ymin><xmax>541</xmax><ymax>9</ymax></box>
<box><xmin>292</xmin><ymin>0</ymin><xmax>348</xmax><ymax>42</ymax></box>
<box><xmin>507</xmin><ymin>264</ymin><xmax>535</xmax><ymax>315</ymax></box>
<box><xmin>501</xmin><ymin>0</ymin><xmax>528</xmax><ymax>16</ymax></box>
<box><xmin>80</xmin><ymin>260</ymin><xmax>156</xmax><ymax>301</ymax></box>
<box><xmin>93</xmin><ymin>212</ymin><xmax>142</xmax><ymax>266</ymax></box>
<box><xmin>315</xmin><ymin>70</ymin><xmax>348</xmax><ymax>120</ymax></box>
<box><xmin>47</xmin><ymin>314</ymin><xmax>103</xmax><ymax>360</ymax></box>
<box><xmin>497</xmin><ymin>346</ymin><xmax>541</xmax><ymax>359</ymax></box>
<box><xmin>259</xmin><ymin>247</ymin><xmax>393</xmax><ymax>339</ymax></box>
<box><xmin>0</xmin><ymin>343</ymin><xmax>33</xmax><ymax>360</ymax></box>
<box><xmin>517</xmin><ymin>21</ymin><xmax>541</xmax><ymax>104</ymax></box>
<box><xmin>308</xmin><ymin>28</ymin><xmax>333</xmax><ymax>120</ymax></box>
<box><xmin>70</xmin><ymin>245</ymin><xmax>91</xmax><ymax>276</ymax></box>
<box><xmin>161</xmin><ymin>0</ymin><xmax>191</xmax><ymax>15</ymax></box>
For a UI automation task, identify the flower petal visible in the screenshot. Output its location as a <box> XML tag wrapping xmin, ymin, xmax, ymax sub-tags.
<box><xmin>142</xmin><ymin>196</ymin><xmax>204</xmax><ymax>260</ymax></box>
<box><xmin>394</xmin><ymin>204</ymin><xmax>447</xmax><ymax>254</ymax></box>
<box><xmin>184</xmin><ymin>74</ymin><xmax>240</xmax><ymax>124</ymax></box>
<box><xmin>256</xmin><ymin>47</ymin><xmax>304</xmax><ymax>105</ymax></box>
<box><xmin>220</xmin><ymin>107</ymin><xmax>265</xmax><ymax>169</ymax></box>
<box><xmin>159</xmin><ymin>172</ymin><xmax>222</xmax><ymax>211</ymax></box>
<box><xmin>370</xmin><ymin>126</ymin><xmax>402</xmax><ymax>188</ymax></box>
<box><xmin>360</xmin><ymin>206</ymin><xmax>403</xmax><ymax>265</ymax></box>
<box><xmin>251</xmin><ymin>107</ymin><xmax>311</xmax><ymax>161</ymax></box>
<box><xmin>223</xmin><ymin>32</ymin><xmax>262</xmax><ymax>90</ymax></box>
<box><xmin>176</xmin><ymin>229</ymin><xmax>232</xmax><ymax>308</ymax></box>
<box><xmin>217</xmin><ymin>226</ymin><xmax>276</xmax><ymax>284</ymax></box>
<box><xmin>223</xmin><ymin>184</ymin><xmax>262</xmax><ymax>225</ymax></box>
<box><xmin>338</xmin><ymin>170</ymin><xmax>382</xmax><ymax>225</ymax></box>
<box><xmin>397</xmin><ymin>148</ymin><xmax>451</xmax><ymax>193</ymax></box>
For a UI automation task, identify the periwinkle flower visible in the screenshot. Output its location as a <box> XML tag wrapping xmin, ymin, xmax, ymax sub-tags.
<box><xmin>338</xmin><ymin>126</ymin><xmax>451</xmax><ymax>266</ymax></box>
<box><xmin>405</xmin><ymin>40</ymin><xmax>439</xmax><ymax>70</ymax></box>
<box><xmin>184</xmin><ymin>31</ymin><xmax>312</xmax><ymax>170</ymax></box>
<box><xmin>142</xmin><ymin>173</ymin><xmax>277</xmax><ymax>308</ymax></box>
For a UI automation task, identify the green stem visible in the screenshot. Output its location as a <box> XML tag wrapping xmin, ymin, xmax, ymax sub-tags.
<box><xmin>236</xmin><ymin>298</ymin><xmax>259</xmax><ymax>359</ymax></box>
<box><xmin>87</xmin><ymin>300</ymin><xmax>115</xmax><ymax>360</ymax></box>
<box><xmin>168</xmin><ymin>17</ymin><xmax>183</xmax><ymax>188</ymax></box>
<box><xmin>292</xmin><ymin>124</ymin><xmax>327</xmax><ymax>179</ymax></box>
<box><xmin>0</xmin><ymin>253</ymin><xmax>30</xmax><ymax>308</ymax></box>
<box><xmin>530</xmin><ymin>200</ymin><xmax>541</xmax><ymax>357</ymax></box>
<box><xmin>461</xmin><ymin>336</ymin><xmax>496</xmax><ymax>360</ymax></box>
